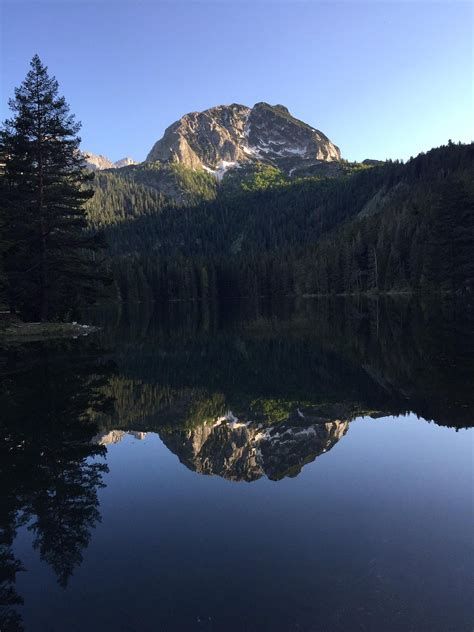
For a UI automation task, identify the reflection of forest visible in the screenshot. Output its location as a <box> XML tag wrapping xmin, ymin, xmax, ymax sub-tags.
<box><xmin>0</xmin><ymin>295</ymin><xmax>472</xmax><ymax>628</ymax></box>
<box><xmin>90</xmin><ymin>296</ymin><xmax>473</xmax><ymax>482</ymax></box>
<box><xmin>95</xmin><ymin>295</ymin><xmax>474</xmax><ymax>433</ymax></box>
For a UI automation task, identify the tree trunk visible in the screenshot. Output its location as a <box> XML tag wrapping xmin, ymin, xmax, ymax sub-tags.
<box><xmin>8</xmin><ymin>287</ymin><xmax>16</xmax><ymax>315</ymax></box>
<box><xmin>39</xmin><ymin>217</ymin><xmax>48</xmax><ymax>321</ymax></box>
<box><xmin>36</xmin><ymin>75</ymin><xmax>48</xmax><ymax>322</ymax></box>
<box><xmin>373</xmin><ymin>246</ymin><xmax>379</xmax><ymax>292</ymax></box>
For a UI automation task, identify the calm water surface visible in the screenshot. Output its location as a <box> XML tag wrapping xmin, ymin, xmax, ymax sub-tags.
<box><xmin>1</xmin><ymin>298</ymin><xmax>473</xmax><ymax>631</ymax></box>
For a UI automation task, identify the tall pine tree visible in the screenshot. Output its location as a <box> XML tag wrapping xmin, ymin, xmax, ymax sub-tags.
<box><xmin>0</xmin><ymin>55</ymin><xmax>105</xmax><ymax>321</ymax></box>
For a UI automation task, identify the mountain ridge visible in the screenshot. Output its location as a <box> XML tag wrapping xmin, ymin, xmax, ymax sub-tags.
<box><xmin>83</xmin><ymin>152</ymin><xmax>136</xmax><ymax>171</ymax></box>
<box><xmin>83</xmin><ymin>102</ymin><xmax>342</xmax><ymax>178</ymax></box>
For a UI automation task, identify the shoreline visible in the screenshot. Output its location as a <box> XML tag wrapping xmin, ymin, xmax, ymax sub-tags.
<box><xmin>0</xmin><ymin>321</ymin><xmax>99</xmax><ymax>342</ymax></box>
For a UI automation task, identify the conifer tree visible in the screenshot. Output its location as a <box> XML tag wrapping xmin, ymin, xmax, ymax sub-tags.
<box><xmin>0</xmin><ymin>55</ymin><xmax>105</xmax><ymax>320</ymax></box>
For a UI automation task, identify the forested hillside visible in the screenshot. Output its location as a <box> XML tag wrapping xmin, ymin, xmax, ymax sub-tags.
<box><xmin>88</xmin><ymin>142</ymin><xmax>474</xmax><ymax>302</ymax></box>
<box><xmin>87</xmin><ymin>161</ymin><xmax>217</xmax><ymax>228</ymax></box>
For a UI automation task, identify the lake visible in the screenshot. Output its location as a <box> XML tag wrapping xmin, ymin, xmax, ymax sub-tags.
<box><xmin>1</xmin><ymin>297</ymin><xmax>473</xmax><ymax>631</ymax></box>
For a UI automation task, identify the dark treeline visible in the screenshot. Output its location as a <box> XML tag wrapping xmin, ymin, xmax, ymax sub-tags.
<box><xmin>90</xmin><ymin>142</ymin><xmax>474</xmax><ymax>302</ymax></box>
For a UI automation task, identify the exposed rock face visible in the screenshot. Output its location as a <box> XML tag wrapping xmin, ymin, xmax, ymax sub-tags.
<box><xmin>83</xmin><ymin>152</ymin><xmax>115</xmax><ymax>171</ymax></box>
<box><xmin>147</xmin><ymin>104</ymin><xmax>250</xmax><ymax>171</ymax></box>
<box><xmin>146</xmin><ymin>102</ymin><xmax>341</xmax><ymax>178</ymax></box>
<box><xmin>94</xmin><ymin>429</ymin><xmax>126</xmax><ymax>445</ymax></box>
<box><xmin>83</xmin><ymin>152</ymin><xmax>137</xmax><ymax>171</ymax></box>
<box><xmin>160</xmin><ymin>411</ymin><xmax>349</xmax><ymax>482</ymax></box>
<box><xmin>114</xmin><ymin>157</ymin><xmax>137</xmax><ymax>168</ymax></box>
<box><xmin>93</xmin><ymin>430</ymin><xmax>148</xmax><ymax>445</ymax></box>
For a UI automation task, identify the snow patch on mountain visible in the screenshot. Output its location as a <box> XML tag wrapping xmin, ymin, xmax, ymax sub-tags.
<box><xmin>204</xmin><ymin>160</ymin><xmax>240</xmax><ymax>181</ymax></box>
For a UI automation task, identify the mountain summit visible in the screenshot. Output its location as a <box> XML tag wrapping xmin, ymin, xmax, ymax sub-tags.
<box><xmin>146</xmin><ymin>102</ymin><xmax>341</xmax><ymax>178</ymax></box>
<box><xmin>83</xmin><ymin>152</ymin><xmax>136</xmax><ymax>171</ymax></box>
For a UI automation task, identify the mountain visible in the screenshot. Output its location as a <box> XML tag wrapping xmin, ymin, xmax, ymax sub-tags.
<box><xmin>86</xmin><ymin>102</ymin><xmax>350</xmax><ymax>217</ymax></box>
<box><xmin>113</xmin><ymin>157</ymin><xmax>137</xmax><ymax>168</ymax></box>
<box><xmin>85</xmin><ymin>102</ymin><xmax>341</xmax><ymax>180</ymax></box>
<box><xmin>83</xmin><ymin>152</ymin><xmax>115</xmax><ymax>170</ymax></box>
<box><xmin>83</xmin><ymin>151</ymin><xmax>137</xmax><ymax>171</ymax></box>
<box><xmin>96</xmin><ymin>142</ymin><xmax>473</xmax><ymax>300</ymax></box>
<box><xmin>146</xmin><ymin>102</ymin><xmax>341</xmax><ymax>178</ymax></box>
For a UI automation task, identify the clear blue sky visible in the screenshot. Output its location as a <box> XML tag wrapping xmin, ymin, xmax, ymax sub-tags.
<box><xmin>1</xmin><ymin>1</ymin><xmax>472</xmax><ymax>163</ymax></box>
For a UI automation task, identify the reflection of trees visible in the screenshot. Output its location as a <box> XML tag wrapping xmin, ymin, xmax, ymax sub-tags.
<box><xmin>291</xmin><ymin>295</ymin><xmax>474</xmax><ymax>428</ymax></box>
<box><xmin>96</xmin><ymin>296</ymin><xmax>473</xmax><ymax>438</ymax></box>
<box><xmin>0</xmin><ymin>508</ymin><xmax>24</xmax><ymax>632</ymax></box>
<box><xmin>28</xmin><ymin>436</ymin><xmax>108</xmax><ymax>589</ymax></box>
<box><xmin>0</xmin><ymin>341</ymin><xmax>115</xmax><ymax>626</ymax></box>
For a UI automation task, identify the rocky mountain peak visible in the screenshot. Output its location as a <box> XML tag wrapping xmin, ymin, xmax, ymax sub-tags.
<box><xmin>114</xmin><ymin>156</ymin><xmax>137</xmax><ymax>168</ymax></box>
<box><xmin>83</xmin><ymin>151</ymin><xmax>137</xmax><ymax>171</ymax></box>
<box><xmin>146</xmin><ymin>102</ymin><xmax>341</xmax><ymax>178</ymax></box>
<box><xmin>83</xmin><ymin>152</ymin><xmax>115</xmax><ymax>171</ymax></box>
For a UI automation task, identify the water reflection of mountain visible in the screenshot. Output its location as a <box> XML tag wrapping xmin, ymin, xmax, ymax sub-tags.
<box><xmin>95</xmin><ymin>404</ymin><xmax>356</xmax><ymax>482</ymax></box>
<box><xmin>160</xmin><ymin>413</ymin><xmax>349</xmax><ymax>482</ymax></box>
<box><xmin>96</xmin><ymin>412</ymin><xmax>349</xmax><ymax>482</ymax></box>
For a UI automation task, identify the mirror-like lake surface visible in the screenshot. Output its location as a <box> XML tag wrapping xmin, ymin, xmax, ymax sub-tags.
<box><xmin>1</xmin><ymin>297</ymin><xmax>473</xmax><ymax>631</ymax></box>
